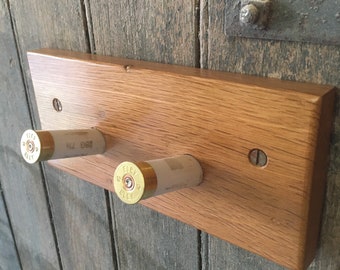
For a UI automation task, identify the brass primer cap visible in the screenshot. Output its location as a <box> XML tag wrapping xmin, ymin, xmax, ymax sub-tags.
<box><xmin>113</xmin><ymin>161</ymin><xmax>157</xmax><ymax>204</ymax></box>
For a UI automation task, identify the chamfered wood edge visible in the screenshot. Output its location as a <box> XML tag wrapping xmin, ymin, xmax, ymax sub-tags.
<box><xmin>27</xmin><ymin>49</ymin><xmax>333</xmax><ymax>97</ymax></box>
<box><xmin>302</xmin><ymin>87</ymin><xmax>337</xmax><ymax>269</ymax></box>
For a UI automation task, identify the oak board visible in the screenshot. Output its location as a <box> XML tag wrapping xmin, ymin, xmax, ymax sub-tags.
<box><xmin>27</xmin><ymin>49</ymin><xmax>335</xmax><ymax>270</ymax></box>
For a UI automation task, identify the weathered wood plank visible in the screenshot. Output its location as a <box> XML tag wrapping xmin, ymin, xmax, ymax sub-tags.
<box><xmin>7</xmin><ymin>0</ymin><xmax>116</xmax><ymax>269</ymax></box>
<box><xmin>88</xmin><ymin>0</ymin><xmax>198</xmax><ymax>65</ymax></box>
<box><xmin>88</xmin><ymin>1</ymin><xmax>201</xmax><ymax>268</ymax></box>
<box><xmin>0</xmin><ymin>185</ymin><xmax>21</xmax><ymax>270</ymax></box>
<box><xmin>0</xmin><ymin>1</ymin><xmax>60</xmax><ymax>269</ymax></box>
<box><xmin>45</xmin><ymin>167</ymin><xmax>115</xmax><ymax>270</ymax></box>
<box><xmin>204</xmin><ymin>235</ymin><xmax>285</xmax><ymax>270</ymax></box>
<box><xmin>201</xmin><ymin>0</ymin><xmax>340</xmax><ymax>269</ymax></box>
<box><xmin>111</xmin><ymin>198</ymin><xmax>200</xmax><ymax>270</ymax></box>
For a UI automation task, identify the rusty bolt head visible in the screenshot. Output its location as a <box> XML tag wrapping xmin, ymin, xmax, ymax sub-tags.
<box><xmin>240</xmin><ymin>4</ymin><xmax>259</xmax><ymax>25</ymax></box>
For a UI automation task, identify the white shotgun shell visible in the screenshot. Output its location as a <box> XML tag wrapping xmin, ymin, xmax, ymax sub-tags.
<box><xmin>113</xmin><ymin>154</ymin><xmax>203</xmax><ymax>204</ymax></box>
<box><xmin>20</xmin><ymin>129</ymin><xmax>106</xmax><ymax>164</ymax></box>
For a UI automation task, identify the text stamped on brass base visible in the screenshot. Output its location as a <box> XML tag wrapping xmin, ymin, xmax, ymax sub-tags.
<box><xmin>28</xmin><ymin>49</ymin><xmax>335</xmax><ymax>270</ymax></box>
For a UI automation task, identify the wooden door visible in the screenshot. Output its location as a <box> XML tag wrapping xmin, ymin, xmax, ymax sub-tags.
<box><xmin>0</xmin><ymin>0</ymin><xmax>339</xmax><ymax>269</ymax></box>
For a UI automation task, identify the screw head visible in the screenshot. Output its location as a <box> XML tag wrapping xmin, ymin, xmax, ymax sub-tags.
<box><xmin>52</xmin><ymin>98</ymin><xmax>62</xmax><ymax>112</ymax></box>
<box><xmin>248</xmin><ymin>149</ymin><xmax>268</xmax><ymax>167</ymax></box>
<box><xmin>240</xmin><ymin>4</ymin><xmax>259</xmax><ymax>25</ymax></box>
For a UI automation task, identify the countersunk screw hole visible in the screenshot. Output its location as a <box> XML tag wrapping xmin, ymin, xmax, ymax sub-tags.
<box><xmin>52</xmin><ymin>98</ymin><xmax>62</xmax><ymax>112</ymax></box>
<box><xmin>248</xmin><ymin>149</ymin><xmax>268</xmax><ymax>167</ymax></box>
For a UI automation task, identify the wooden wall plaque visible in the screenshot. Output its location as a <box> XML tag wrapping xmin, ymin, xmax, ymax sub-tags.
<box><xmin>27</xmin><ymin>49</ymin><xmax>335</xmax><ymax>270</ymax></box>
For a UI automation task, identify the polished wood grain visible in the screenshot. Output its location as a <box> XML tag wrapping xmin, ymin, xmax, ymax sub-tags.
<box><xmin>87</xmin><ymin>1</ymin><xmax>203</xmax><ymax>269</ymax></box>
<box><xmin>28</xmin><ymin>49</ymin><xmax>335</xmax><ymax>270</ymax></box>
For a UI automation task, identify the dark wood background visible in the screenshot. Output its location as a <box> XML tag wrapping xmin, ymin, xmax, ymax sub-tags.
<box><xmin>0</xmin><ymin>1</ymin><xmax>339</xmax><ymax>269</ymax></box>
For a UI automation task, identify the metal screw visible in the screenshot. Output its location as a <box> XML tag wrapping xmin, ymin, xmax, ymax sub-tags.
<box><xmin>248</xmin><ymin>149</ymin><xmax>267</xmax><ymax>167</ymax></box>
<box><xmin>52</xmin><ymin>98</ymin><xmax>62</xmax><ymax>112</ymax></box>
<box><xmin>124</xmin><ymin>65</ymin><xmax>132</xmax><ymax>72</ymax></box>
<box><xmin>240</xmin><ymin>4</ymin><xmax>259</xmax><ymax>25</ymax></box>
